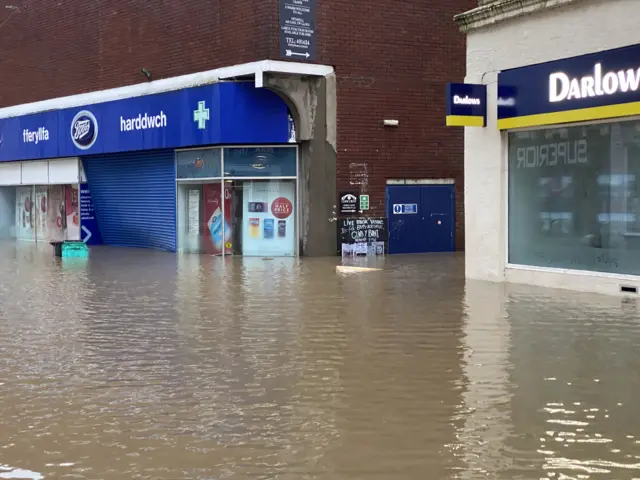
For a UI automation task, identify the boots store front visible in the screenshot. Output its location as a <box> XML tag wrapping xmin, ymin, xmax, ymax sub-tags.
<box><xmin>0</xmin><ymin>82</ymin><xmax>298</xmax><ymax>257</ymax></box>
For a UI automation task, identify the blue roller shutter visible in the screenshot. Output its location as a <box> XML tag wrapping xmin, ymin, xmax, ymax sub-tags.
<box><xmin>82</xmin><ymin>150</ymin><xmax>176</xmax><ymax>251</ymax></box>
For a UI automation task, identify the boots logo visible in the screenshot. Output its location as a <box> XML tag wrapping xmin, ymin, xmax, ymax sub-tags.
<box><xmin>71</xmin><ymin>110</ymin><xmax>98</xmax><ymax>150</ymax></box>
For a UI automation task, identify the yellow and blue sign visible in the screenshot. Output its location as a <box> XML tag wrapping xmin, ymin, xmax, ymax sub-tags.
<box><xmin>0</xmin><ymin>82</ymin><xmax>292</xmax><ymax>162</ymax></box>
<box><xmin>446</xmin><ymin>83</ymin><xmax>486</xmax><ymax>127</ymax></box>
<box><xmin>498</xmin><ymin>42</ymin><xmax>640</xmax><ymax>130</ymax></box>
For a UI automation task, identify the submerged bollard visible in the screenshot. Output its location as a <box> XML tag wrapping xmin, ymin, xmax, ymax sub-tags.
<box><xmin>51</xmin><ymin>242</ymin><xmax>63</xmax><ymax>257</ymax></box>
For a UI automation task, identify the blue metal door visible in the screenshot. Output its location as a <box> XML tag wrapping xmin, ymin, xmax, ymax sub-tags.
<box><xmin>387</xmin><ymin>186</ymin><xmax>423</xmax><ymax>254</ymax></box>
<box><xmin>422</xmin><ymin>185</ymin><xmax>455</xmax><ymax>252</ymax></box>
<box><xmin>386</xmin><ymin>185</ymin><xmax>455</xmax><ymax>254</ymax></box>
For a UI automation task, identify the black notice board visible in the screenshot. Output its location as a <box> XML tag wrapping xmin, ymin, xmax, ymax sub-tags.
<box><xmin>279</xmin><ymin>0</ymin><xmax>317</xmax><ymax>61</ymax></box>
<box><xmin>337</xmin><ymin>217</ymin><xmax>388</xmax><ymax>254</ymax></box>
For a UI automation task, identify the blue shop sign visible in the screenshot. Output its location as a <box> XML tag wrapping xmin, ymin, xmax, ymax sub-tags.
<box><xmin>0</xmin><ymin>82</ymin><xmax>293</xmax><ymax>162</ymax></box>
<box><xmin>445</xmin><ymin>83</ymin><xmax>486</xmax><ymax>127</ymax></box>
<box><xmin>498</xmin><ymin>42</ymin><xmax>640</xmax><ymax>130</ymax></box>
<box><xmin>79</xmin><ymin>183</ymin><xmax>103</xmax><ymax>245</ymax></box>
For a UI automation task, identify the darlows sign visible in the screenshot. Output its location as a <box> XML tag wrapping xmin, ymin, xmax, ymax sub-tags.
<box><xmin>550</xmin><ymin>64</ymin><xmax>640</xmax><ymax>102</ymax></box>
<box><xmin>446</xmin><ymin>83</ymin><xmax>486</xmax><ymax>127</ymax></box>
<box><xmin>498</xmin><ymin>42</ymin><xmax>640</xmax><ymax>130</ymax></box>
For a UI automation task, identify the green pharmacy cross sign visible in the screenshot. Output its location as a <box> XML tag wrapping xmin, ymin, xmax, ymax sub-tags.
<box><xmin>193</xmin><ymin>101</ymin><xmax>210</xmax><ymax>130</ymax></box>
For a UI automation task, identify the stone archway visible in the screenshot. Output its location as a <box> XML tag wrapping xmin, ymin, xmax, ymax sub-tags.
<box><xmin>264</xmin><ymin>73</ymin><xmax>338</xmax><ymax>257</ymax></box>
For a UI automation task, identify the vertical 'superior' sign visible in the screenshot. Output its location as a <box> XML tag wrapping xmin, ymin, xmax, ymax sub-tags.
<box><xmin>445</xmin><ymin>83</ymin><xmax>487</xmax><ymax>127</ymax></box>
<box><xmin>279</xmin><ymin>0</ymin><xmax>316</xmax><ymax>61</ymax></box>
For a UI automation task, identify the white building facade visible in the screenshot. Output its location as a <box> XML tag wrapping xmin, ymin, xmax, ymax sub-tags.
<box><xmin>457</xmin><ymin>0</ymin><xmax>640</xmax><ymax>296</ymax></box>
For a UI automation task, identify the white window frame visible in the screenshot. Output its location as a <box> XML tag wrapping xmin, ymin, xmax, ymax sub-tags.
<box><xmin>174</xmin><ymin>144</ymin><xmax>299</xmax><ymax>257</ymax></box>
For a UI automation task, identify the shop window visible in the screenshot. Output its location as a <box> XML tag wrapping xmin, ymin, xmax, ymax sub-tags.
<box><xmin>0</xmin><ymin>187</ymin><xmax>16</xmax><ymax>240</ymax></box>
<box><xmin>176</xmin><ymin>182</ymin><xmax>233</xmax><ymax>255</ymax></box>
<box><xmin>176</xmin><ymin>179</ymin><xmax>296</xmax><ymax>256</ymax></box>
<box><xmin>177</xmin><ymin>146</ymin><xmax>297</xmax><ymax>256</ymax></box>
<box><xmin>0</xmin><ymin>184</ymin><xmax>80</xmax><ymax>243</ymax></box>
<box><xmin>229</xmin><ymin>179</ymin><xmax>296</xmax><ymax>256</ymax></box>
<box><xmin>508</xmin><ymin>120</ymin><xmax>640</xmax><ymax>275</ymax></box>
<box><xmin>176</xmin><ymin>148</ymin><xmax>221</xmax><ymax>179</ymax></box>
<box><xmin>223</xmin><ymin>147</ymin><xmax>296</xmax><ymax>177</ymax></box>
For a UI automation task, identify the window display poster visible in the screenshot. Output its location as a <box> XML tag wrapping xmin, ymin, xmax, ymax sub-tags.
<box><xmin>202</xmin><ymin>183</ymin><xmax>232</xmax><ymax>255</ymax></box>
<box><xmin>242</xmin><ymin>180</ymin><xmax>295</xmax><ymax>256</ymax></box>
<box><xmin>34</xmin><ymin>187</ymin><xmax>48</xmax><ymax>242</ymax></box>
<box><xmin>47</xmin><ymin>185</ymin><xmax>65</xmax><ymax>243</ymax></box>
<box><xmin>15</xmin><ymin>186</ymin><xmax>34</xmax><ymax>240</ymax></box>
<box><xmin>187</xmin><ymin>190</ymin><xmax>200</xmax><ymax>235</ymax></box>
<box><xmin>65</xmin><ymin>185</ymin><xmax>80</xmax><ymax>241</ymax></box>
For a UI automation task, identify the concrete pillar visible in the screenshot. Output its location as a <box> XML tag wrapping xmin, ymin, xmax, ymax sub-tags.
<box><xmin>266</xmin><ymin>73</ymin><xmax>337</xmax><ymax>257</ymax></box>
<box><xmin>464</xmin><ymin>72</ymin><xmax>507</xmax><ymax>281</ymax></box>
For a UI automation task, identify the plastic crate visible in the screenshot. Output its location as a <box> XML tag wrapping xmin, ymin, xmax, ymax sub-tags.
<box><xmin>61</xmin><ymin>241</ymin><xmax>89</xmax><ymax>258</ymax></box>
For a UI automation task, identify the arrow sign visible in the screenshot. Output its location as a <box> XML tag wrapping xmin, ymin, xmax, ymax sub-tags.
<box><xmin>81</xmin><ymin>225</ymin><xmax>92</xmax><ymax>243</ymax></box>
<box><xmin>285</xmin><ymin>50</ymin><xmax>310</xmax><ymax>58</ymax></box>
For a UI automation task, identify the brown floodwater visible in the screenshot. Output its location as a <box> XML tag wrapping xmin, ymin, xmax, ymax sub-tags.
<box><xmin>1</xmin><ymin>243</ymin><xmax>640</xmax><ymax>479</ymax></box>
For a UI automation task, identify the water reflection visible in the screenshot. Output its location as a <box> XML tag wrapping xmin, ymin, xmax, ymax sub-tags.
<box><xmin>457</xmin><ymin>282</ymin><xmax>640</xmax><ymax>479</ymax></box>
<box><xmin>1</xmin><ymin>244</ymin><xmax>640</xmax><ymax>478</ymax></box>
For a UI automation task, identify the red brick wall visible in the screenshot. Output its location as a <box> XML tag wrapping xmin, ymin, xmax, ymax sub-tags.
<box><xmin>0</xmin><ymin>0</ymin><xmax>473</xmax><ymax>250</ymax></box>
<box><xmin>318</xmin><ymin>1</ymin><xmax>475</xmax><ymax>250</ymax></box>
<box><xmin>0</xmin><ymin>0</ymin><xmax>276</xmax><ymax>105</ymax></box>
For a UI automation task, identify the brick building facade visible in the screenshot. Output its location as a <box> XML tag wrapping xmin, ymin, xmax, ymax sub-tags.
<box><xmin>0</xmin><ymin>0</ymin><xmax>473</xmax><ymax>253</ymax></box>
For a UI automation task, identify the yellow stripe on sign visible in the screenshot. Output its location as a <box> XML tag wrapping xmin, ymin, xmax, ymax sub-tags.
<box><xmin>445</xmin><ymin>115</ymin><xmax>485</xmax><ymax>127</ymax></box>
<box><xmin>497</xmin><ymin>101</ymin><xmax>640</xmax><ymax>130</ymax></box>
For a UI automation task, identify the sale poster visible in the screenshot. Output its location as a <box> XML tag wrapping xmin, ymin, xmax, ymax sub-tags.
<box><xmin>242</xmin><ymin>180</ymin><xmax>295</xmax><ymax>256</ymax></box>
<box><xmin>202</xmin><ymin>183</ymin><xmax>232</xmax><ymax>255</ymax></box>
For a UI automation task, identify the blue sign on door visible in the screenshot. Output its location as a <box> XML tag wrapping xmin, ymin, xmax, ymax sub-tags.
<box><xmin>392</xmin><ymin>203</ymin><xmax>418</xmax><ymax>215</ymax></box>
<box><xmin>386</xmin><ymin>185</ymin><xmax>455</xmax><ymax>254</ymax></box>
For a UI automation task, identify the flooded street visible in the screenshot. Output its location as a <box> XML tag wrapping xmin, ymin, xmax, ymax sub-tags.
<box><xmin>1</xmin><ymin>244</ymin><xmax>640</xmax><ymax>479</ymax></box>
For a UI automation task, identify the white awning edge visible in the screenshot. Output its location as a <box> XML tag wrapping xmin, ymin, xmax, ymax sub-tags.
<box><xmin>0</xmin><ymin>60</ymin><xmax>334</xmax><ymax>120</ymax></box>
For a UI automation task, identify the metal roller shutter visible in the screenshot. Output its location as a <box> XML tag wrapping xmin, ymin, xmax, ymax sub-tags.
<box><xmin>82</xmin><ymin>150</ymin><xmax>176</xmax><ymax>251</ymax></box>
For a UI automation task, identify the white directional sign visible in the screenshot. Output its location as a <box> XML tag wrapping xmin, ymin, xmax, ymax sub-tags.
<box><xmin>81</xmin><ymin>225</ymin><xmax>93</xmax><ymax>243</ymax></box>
<box><xmin>285</xmin><ymin>49</ymin><xmax>310</xmax><ymax>59</ymax></box>
<box><xmin>279</xmin><ymin>0</ymin><xmax>316</xmax><ymax>61</ymax></box>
